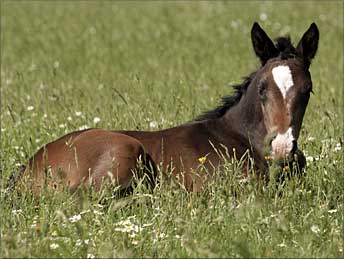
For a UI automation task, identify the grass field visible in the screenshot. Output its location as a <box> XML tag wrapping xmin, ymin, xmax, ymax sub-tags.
<box><xmin>1</xmin><ymin>1</ymin><xmax>343</xmax><ymax>258</ymax></box>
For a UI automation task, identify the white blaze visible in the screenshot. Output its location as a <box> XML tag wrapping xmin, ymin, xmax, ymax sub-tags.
<box><xmin>271</xmin><ymin>127</ymin><xmax>295</xmax><ymax>158</ymax></box>
<box><xmin>272</xmin><ymin>65</ymin><xmax>294</xmax><ymax>99</ymax></box>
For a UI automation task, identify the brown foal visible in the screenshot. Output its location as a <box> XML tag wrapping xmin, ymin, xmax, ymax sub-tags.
<box><xmin>10</xmin><ymin>22</ymin><xmax>319</xmax><ymax>194</ymax></box>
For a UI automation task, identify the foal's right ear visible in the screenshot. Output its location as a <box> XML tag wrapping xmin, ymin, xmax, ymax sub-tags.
<box><xmin>251</xmin><ymin>22</ymin><xmax>278</xmax><ymax>65</ymax></box>
<box><xmin>296</xmin><ymin>23</ymin><xmax>319</xmax><ymax>67</ymax></box>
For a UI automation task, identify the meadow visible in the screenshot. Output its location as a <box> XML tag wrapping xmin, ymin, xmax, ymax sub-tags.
<box><xmin>1</xmin><ymin>1</ymin><xmax>343</xmax><ymax>257</ymax></box>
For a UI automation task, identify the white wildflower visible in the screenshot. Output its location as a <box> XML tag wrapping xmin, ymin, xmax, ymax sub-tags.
<box><xmin>31</xmin><ymin>221</ymin><xmax>37</xmax><ymax>228</ymax></box>
<box><xmin>19</xmin><ymin>151</ymin><xmax>25</xmax><ymax>158</ymax></box>
<box><xmin>27</xmin><ymin>106</ymin><xmax>34</xmax><ymax>111</ymax></box>
<box><xmin>159</xmin><ymin>233</ymin><xmax>166</xmax><ymax>239</ymax></box>
<box><xmin>328</xmin><ymin>209</ymin><xmax>337</xmax><ymax>214</ymax></box>
<box><xmin>277</xmin><ymin>242</ymin><xmax>286</xmax><ymax>247</ymax></box>
<box><xmin>75</xmin><ymin>111</ymin><xmax>82</xmax><ymax>117</ymax></box>
<box><xmin>116</xmin><ymin>218</ymin><xmax>131</xmax><ymax>226</ymax></box>
<box><xmin>307</xmin><ymin>136</ymin><xmax>315</xmax><ymax>142</ymax></box>
<box><xmin>93</xmin><ymin>117</ymin><xmax>101</xmax><ymax>124</ymax></box>
<box><xmin>306</xmin><ymin>156</ymin><xmax>314</xmax><ymax>163</ymax></box>
<box><xmin>114</xmin><ymin>216</ymin><xmax>144</xmax><ymax>236</ymax></box>
<box><xmin>76</xmin><ymin>239</ymin><xmax>89</xmax><ymax>246</ymax></box>
<box><xmin>311</xmin><ymin>224</ymin><xmax>320</xmax><ymax>234</ymax></box>
<box><xmin>128</xmin><ymin>232</ymin><xmax>136</xmax><ymax>238</ymax></box>
<box><xmin>69</xmin><ymin>214</ymin><xmax>81</xmax><ymax>223</ymax></box>
<box><xmin>59</xmin><ymin>124</ymin><xmax>66</xmax><ymax>128</ymax></box>
<box><xmin>334</xmin><ymin>143</ymin><xmax>341</xmax><ymax>152</ymax></box>
<box><xmin>67</xmin><ymin>116</ymin><xmax>72</xmax><ymax>121</ymax></box>
<box><xmin>259</xmin><ymin>13</ymin><xmax>267</xmax><ymax>21</ymax></box>
<box><xmin>149</xmin><ymin>121</ymin><xmax>158</xmax><ymax>129</ymax></box>
<box><xmin>50</xmin><ymin>243</ymin><xmax>59</xmax><ymax>249</ymax></box>
<box><xmin>79</xmin><ymin>125</ymin><xmax>89</xmax><ymax>130</ymax></box>
<box><xmin>131</xmin><ymin>240</ymin><xmax>138</xmax><ymax>245</ymax></box>
<box><xmin>12</xmin><ymin>209</ymin><xmax>23</xmax><ymax>215</ymax></box>
<box><xmin>93</xmin><ymin>210</ymin><xmax>103</xmax><ymax>215</ymax></box>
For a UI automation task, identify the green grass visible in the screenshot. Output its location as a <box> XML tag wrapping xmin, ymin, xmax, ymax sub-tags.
<box><xmin>1</xmin><ymin>1</ymin><xmax>343</xmax><ymax>257</ymax></box>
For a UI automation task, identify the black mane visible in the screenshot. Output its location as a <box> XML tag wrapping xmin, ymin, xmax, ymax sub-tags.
<box><xmin>195</xmin><ymin>36</ymin><xmax>296</xmax><ymax>121</ymax></box>
<box><xmin>195</xmin><ymin>72</ymin><xmax>256</xmax><ymax>121</ymax></box>
<box><xmin>275</xmin><ymin>36</ymin><xmax>298</xmax><ymax>59</ymax></box>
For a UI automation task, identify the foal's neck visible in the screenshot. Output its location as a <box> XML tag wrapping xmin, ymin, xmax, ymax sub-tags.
<box><xmin>220</xmin><ymin>80</ymin><xmax>267</xmax><ymax>151</ymax></box>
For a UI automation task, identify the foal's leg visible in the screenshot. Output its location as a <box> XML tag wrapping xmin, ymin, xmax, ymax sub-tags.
<box><xmin>89</xmin><ymin>135</ymin><xmax>157</xmax><ymax>192</ymax></box>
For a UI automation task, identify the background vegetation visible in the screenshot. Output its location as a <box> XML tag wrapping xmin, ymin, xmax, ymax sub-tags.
<box><xmin>1</xmin><ymin>1</ymin><xmax>343</xmax><ymax>257</ymax></box>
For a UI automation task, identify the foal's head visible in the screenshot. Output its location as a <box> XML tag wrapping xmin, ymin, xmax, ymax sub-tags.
<box><xmin>251</xmin><ymin>22</ymin><xmax>319</xmax><ymax>163</ymax></box>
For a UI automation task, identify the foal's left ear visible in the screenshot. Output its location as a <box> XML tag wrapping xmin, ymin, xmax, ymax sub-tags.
<box><xmin>296</xmin><ymin>23</ymin><xmax>319</xmax><ymax>67</ymax></box>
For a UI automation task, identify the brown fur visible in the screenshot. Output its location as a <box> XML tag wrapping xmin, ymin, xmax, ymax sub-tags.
<box><xmin>18</xmin><ymin>130</ymin><xmax>155</xmax><ymax>194</ymax></box>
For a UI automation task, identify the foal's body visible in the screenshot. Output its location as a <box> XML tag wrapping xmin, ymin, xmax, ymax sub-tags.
<box><xmin>21</xmin><ymin>119</ymin><xmax>264</xmax><ymax>193</ymax></box>
<box><xmin>12</xmin><ymin>22</ymin><xmax>319</xmax><ymax>194</ymax></box>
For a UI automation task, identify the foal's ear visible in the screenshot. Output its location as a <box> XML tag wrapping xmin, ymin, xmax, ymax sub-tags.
<box><xmin>251</xmin><ymin>22</ymin><xmax>278</xmax><ymax>65</ymax></box>
<box><xmin>296</xmin><ymin>23</ymin><xmax>319</xmax><ymax>67</ymax></box>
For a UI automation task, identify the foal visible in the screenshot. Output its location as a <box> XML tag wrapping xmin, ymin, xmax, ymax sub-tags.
<box><xmin>11</xmin><ymin>22</ymin><xmax>319</xmax><ymax>194</ymax></box>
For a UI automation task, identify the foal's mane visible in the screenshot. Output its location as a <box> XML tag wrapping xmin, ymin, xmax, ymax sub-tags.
<box><xmin>195</xmin><ymin>36</ymin><xmax>297</xmax><ymax>121</ymax></box>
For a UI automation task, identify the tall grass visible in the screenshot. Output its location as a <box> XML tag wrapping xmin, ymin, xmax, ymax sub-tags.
<box><xmin>1</xmin><ymin>1</ymin><xmax>343</xmax><ymax>257</ymax></box>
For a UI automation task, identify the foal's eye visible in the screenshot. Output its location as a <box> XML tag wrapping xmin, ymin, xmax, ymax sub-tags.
<box><xmin>258</xmin><ymin>80</ymin><xmax>267</xmax><ymax>102</ymax></box>
<box><xmin>303</xmin><ymin>85</ymin><xmax>313</xmax><ymax>95</ymax></box>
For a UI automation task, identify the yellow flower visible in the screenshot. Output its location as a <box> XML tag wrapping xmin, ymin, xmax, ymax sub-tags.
<box><xmin>265</xmin><ymin>155</ymin><xmax>273</xmax><ymax>161</ymax></box>
<box><xmin>198</xmin><ymin>156</ymin><xmax>207</xmax><ymax>164</ymax></box>
<box><xmin>283</xmin><ymin>165</ymin><xmax>289</xmax><ymax>172</ymax></box>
